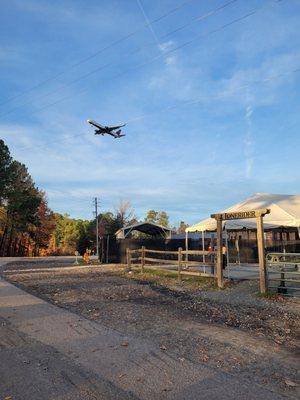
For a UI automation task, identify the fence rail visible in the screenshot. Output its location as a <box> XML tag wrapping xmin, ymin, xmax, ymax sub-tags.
<box><xmin>126</xmin><ymin>247</ymin><xmax>216</xmax><ymax>279</ymax></box>
<box><xmin>144</xmin><ymin>249</ymin><xmax>179</xmax><ymax>255</ymax></box>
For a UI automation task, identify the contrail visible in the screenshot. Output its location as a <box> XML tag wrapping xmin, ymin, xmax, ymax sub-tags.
<box><xmin>244</xmin><ymin>89</ymin><xmax>254</xmax><ymax>179</ymax></box>
<box><xmin>136</xmin><ymin>0</ymin><xmax>161</xmax><ymax>47</ymax></box>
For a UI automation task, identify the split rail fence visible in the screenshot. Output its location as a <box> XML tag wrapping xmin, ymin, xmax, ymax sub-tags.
<box><xmin>126</xmin><ymin>246</ymin><xmax>216</xmax><ymax>280</ymax></box>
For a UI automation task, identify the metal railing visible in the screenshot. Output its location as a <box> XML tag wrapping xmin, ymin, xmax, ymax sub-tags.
<box><xmin>266</xmin><ymin>252</ymin><xmax>300</xmax><ymax>297</ymax></box>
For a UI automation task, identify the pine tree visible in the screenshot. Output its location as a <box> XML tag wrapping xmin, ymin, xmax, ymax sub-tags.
<box><xmin>0</xmin><ymin>139</ymin><xmax>12</xmax><ymax>204</ymax></box>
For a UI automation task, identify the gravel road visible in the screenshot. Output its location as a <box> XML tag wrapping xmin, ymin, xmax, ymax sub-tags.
<box><xmin>1</xmin><ymin>259</ymin><xmax>299</xmax><ymax>399</ymax></box>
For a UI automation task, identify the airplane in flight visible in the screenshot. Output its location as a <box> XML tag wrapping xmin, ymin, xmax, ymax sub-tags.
<box><xmin>87</xmin><ymin>119</ymin><xmax>126</xmax><ymax>138</ymax></box>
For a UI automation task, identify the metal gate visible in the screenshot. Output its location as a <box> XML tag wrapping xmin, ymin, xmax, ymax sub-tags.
<box><xmin>266</xmin><ymin>252</ymin><xmax>300</xmax><ymax>297</ymax></box>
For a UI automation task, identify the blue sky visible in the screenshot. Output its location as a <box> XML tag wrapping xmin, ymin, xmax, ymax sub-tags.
<box><xmin>0</xmin><ymin>0</ymin><xmax>299</xmax><ymax>226</ymax></box>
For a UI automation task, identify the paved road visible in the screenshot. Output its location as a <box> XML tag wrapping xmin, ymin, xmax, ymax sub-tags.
<box><xmin>0</xmin><ymin>258</ymin><xmax>295</xmax><ymax>400</ymax></box>
<box><xmin>0</xmin><ymin>255</ymin><xmax>76</xmax><ymax>266</ymax></box>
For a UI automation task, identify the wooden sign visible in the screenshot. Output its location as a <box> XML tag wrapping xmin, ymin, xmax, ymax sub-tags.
<box><xmin>210</xmin><ymin>207</ymin><xmax>270</xmax><ymax>293</ymax></box>
<box><xmin>211</xmin><ymin>208</ymin><xmax>270</xmax><ymax>220</ymax></box>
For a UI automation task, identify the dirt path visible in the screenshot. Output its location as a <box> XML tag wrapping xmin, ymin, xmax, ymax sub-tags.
<box><xmin>1</xmin><ymin>261</ymin><xmax>299</xmax><ymax>399</ymax></box>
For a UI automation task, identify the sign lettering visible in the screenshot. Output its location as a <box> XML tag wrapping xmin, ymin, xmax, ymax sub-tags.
<box><xmin>224</xmin><ymin>211</ymin><xmax>256</xmax><ymax>220</ymax></box>
<box><xmin>211</xmin><ymin>208</ymin><xmax>270</xmax><ymax>220</ymax></box>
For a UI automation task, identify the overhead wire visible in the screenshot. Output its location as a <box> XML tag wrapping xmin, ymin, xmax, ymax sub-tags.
<box><xmin>0</xmin><ymin>0</ymin><xmax>238</xmax><ymax>118</ymax></box>
<box><xmin>0</xmin><ymin>1</ymin><xmax>277</xmax><ymax>121</ymax></box>
<box><xmin>136</xmin><ymin>0</ymin><xmax>161</xmax><ymax>46</ymax></box>
<box><xmin>127</xmin><ymin>67</ymin><xmax>300</xmax><ymax>123</ymax></box>
<box><xmin>12</xmin><ymin>66</ymin><xmax>300</xmax><ymax>153</ymax></box>
<box><xmin>0</xmin><ymin>0</ymin><xmax>197</xmax><ymax>107</ymax></box>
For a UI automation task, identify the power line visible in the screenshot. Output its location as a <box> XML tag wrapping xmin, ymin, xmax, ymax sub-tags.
<box><xmin>10</xmin><ymin>132</ymin><xmax>88</xmax><ymax>153</ymax></box>
<box><xmin>0</xmin><ymin>0</ymin><xmax>238</xmax><ymax>118</ymax></box>
<box><xmin>127</xmin><ymin>67</ymin><xmax>300</xmax><ymax>123</ymax></box>
<box><xmin>12</xmin><ymin>66</ymin><xmax>300</xmax><ymax>153</ymax></box>
<box><xmin>0</xmin><ymin>0</ymin><xmax>197</xmax><ymax>108</ymax></box>
<box><xmin>54</xmin><ymin>197</ymin><xmax>95</xmax><ymax>204</ymax></box>
<box><xmin>136</xmin><ymin>0</ymin><xmax>161</xmax><ymax>47</ymax></box>
<box><xmin>1</xmin><ymin>1</ymin><xmax>274</xmax><ymax>122</ymax></box>
<box><xmin>163</xmin><ymin>0</ymin><xmax>238</xmax><ymax>40</ymax></box>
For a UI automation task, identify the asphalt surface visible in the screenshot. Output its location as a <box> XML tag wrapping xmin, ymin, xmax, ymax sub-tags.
<box><xmin>0</xmin><ymin>257</ymin><xmax>298</xmax><ymax>400</ymax></box>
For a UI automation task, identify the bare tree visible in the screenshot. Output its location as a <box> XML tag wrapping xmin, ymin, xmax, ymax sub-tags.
<box><xmin>114</xmin><ymin>200</ymin><xmax>136</xmax><ymax>227</ymax></box>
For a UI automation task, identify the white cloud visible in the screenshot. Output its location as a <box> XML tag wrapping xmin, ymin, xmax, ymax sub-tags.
<box><xmin>158</xmin><ymin>40</ymin><xmax>175</xmax><ymax>52</ymax></box>
<box><xmin>216</xmin><ymin>51</ymin><xmax>300</xmax><ymax>107</ymax></box>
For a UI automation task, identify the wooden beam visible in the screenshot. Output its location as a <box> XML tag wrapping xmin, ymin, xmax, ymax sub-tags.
<box><xmin>178</xmin><ymin>247</ymin><xmax>182</xmax><ymax>281</ymax></box>
<box><xmin>211</xmin><ymin>208</ymin><xmax>270</xmax><ymax>220</ymax></box>
<box><xmin>141</xmin><ymin>246</ymin><xmax>145</xmax><ymax>272</ymax></box>
<box><xmin>216</xmin><ymin>216</ymin><xmax>224</xmax><ymax>288</ymax></box>
<box><xmin>185</xmin><ymin>232</ymin><xmax>188</xmax><ymax>263</ymax></box>
<box><xmin>256</xmin><ymin>215</ymin><xmax>268</xmax><ymax>293</ymax></box>
<box><xmin>144</xmin><ymin>257</ymin><xmax>177</xmax><ymax>264</ymax></box>
<box><xmin>126</xmin><ymin>248</ymin><xmax>131</xmax><ymax>271</ymax></box>
<box><xmin>182</xmin><ymin>250</ymin><xmax>215</xmax><ymax>255</ymax></box>
<box><xmin>145</xmin><ymin>249</ymin><xmax>178</xmax><ymax>254</ymax></box>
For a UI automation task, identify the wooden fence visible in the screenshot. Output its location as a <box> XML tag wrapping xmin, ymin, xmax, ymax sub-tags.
<box><xmin>126</xmin><ymin>246</ymin><xmax>216</xmax><ymax>280</ymax></box>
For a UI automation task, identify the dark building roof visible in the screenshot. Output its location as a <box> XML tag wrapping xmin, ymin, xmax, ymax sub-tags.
<box><xmin>116</xmin><ymin>221</ymin><xmax>173</xmax><ymax>239</ymax></box>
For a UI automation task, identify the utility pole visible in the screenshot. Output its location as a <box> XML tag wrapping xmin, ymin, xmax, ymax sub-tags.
<box><xmin>94</xmin><ymin>197</ymin><xmax>99</xmax><ymax>259</ymax></box>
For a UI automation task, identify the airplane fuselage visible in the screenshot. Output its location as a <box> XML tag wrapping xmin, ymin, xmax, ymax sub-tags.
<box><xmin>87</xmin><ymin>119</ymin><xmax>126</xmax><ymax>138</ymax></box>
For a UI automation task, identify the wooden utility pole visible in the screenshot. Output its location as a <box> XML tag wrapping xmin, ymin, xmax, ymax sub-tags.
<box><xmin>256</xmin><ymin>215</ymin><xmax>268</xmax><ymax>293</ymax></box>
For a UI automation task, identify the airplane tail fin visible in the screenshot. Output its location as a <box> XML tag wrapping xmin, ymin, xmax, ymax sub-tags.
<box><xmin>115</xmin><ymin>129</ymin><xmax>125</xmax><ymax>138</ymax></box>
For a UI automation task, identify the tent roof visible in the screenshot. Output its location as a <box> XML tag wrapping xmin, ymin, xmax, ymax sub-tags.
<box><xmin>116</xmin><ymin>221</ymin><xmax>172</xmax><ymax>239</ymax></box>
<box><xmin>186</xmin><ymin>193</ymin><xmax>300</xmax><ymax>232</ymax></box>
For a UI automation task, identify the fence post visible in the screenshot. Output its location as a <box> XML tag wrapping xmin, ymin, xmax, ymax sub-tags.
<box><xmin>141</xmin><ymin>246</ymin><xmax>145</xmax><ymax>272</ymax></box>
<box><xmin>126</xmin><ymin>248</ymin><xmax>131</xmax><ymax>271</ymax></box>
<box><xmin>178</xmin><ymin>247</ymin><xmax>182</xmax><ymax>281</ymax></box>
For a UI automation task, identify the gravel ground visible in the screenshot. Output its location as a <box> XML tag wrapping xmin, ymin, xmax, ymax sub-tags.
<box><xmin>2</xmin><ymin>261</ymin><xmax>300</xmax><ymax>398</ymax></box>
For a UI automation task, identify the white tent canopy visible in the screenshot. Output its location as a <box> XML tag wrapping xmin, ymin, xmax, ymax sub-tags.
<box><xmin>186</xmin><ymin>193</ymin><xmax>300</xmax><ymax>232</ymax></box>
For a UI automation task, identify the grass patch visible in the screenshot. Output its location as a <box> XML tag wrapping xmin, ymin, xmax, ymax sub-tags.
<box><xmin>257</xmin><ymin>290</ymin><xmax>283</xmax><ymax>300</ymax></box>
<box><xmin>140</xmin><ymin>267</ymin><xmax>178</xmax><ymax>279</ymax></box>
<box><xmin>73</xmin><ymin>259</ymin><xmax>101</xmax><ymax>266</ymax></box>
<box><xmin>117</xmin><ymin>266</ymin><xmax>217</xmax><ymax>290</ymax></box>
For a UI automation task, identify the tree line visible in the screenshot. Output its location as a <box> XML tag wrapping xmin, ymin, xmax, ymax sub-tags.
<box><xmin>0</xmin><ymin>139</ymin><xmax>55</xmax><ymax>256</ymax></box>
<box><xmin>1</xmin><ymin>139</ymin><xmax>189</xmax><ymax>256</ymax></box>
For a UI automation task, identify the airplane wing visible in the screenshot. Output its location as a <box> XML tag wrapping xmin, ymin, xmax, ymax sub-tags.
<box><xmin>108</xmin><ymin>123</ymin><xmax>126</xmax><ymax>131</ymax></box>
<box><xmin>87</xmin><ymin>120</ymin><xmax>103</xmax><ymax>129</ymax></box>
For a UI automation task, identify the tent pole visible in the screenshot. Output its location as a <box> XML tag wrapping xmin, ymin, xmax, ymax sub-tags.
<box><xmin>216</xmin><ymin>217</ymin><xmax>224</xmax><ymax>288</ymax></box>
<box><xmin>106</xmin><ymin>235</ymin><xmax>109</xmax><ymax>264</ymax></box>
<box><xmin>225</xmin><ymin>227</ymin><xmax>229</xmax><ymax>279</ymax></box>
<box><xmin>202</xmin><ymin>231</ymin><xmax>205</xmax><ymax>262</ymax></box>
